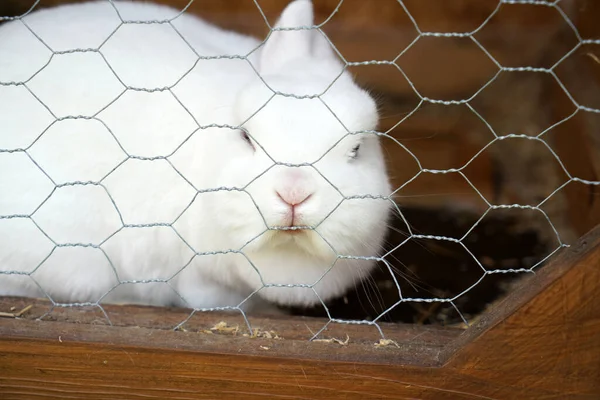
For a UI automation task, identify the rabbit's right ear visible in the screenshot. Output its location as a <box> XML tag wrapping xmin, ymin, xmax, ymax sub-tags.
<box><xmin>258</xmin><ymin>0</ymin><xmax>335</xmax><ymax>75</ymax></box>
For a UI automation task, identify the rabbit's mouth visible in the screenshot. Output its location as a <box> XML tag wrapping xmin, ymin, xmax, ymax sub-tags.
<box><xmin>262</xmin><ymin>226</ymin><xmax>318</xmax><ymax>247</ymax></box>
<box><xmin>266</xmin><ymin>227</ymin><xmax>335</xmax><ymax>258</ymax></box>
<box><xmin>267</xmin><ymin>226</ymin><xmax>311</xmax><ymax>244</ymax></box>
<box><xmin>274</xmin><ymin>225</ymin><xmax>312</xmax><ymax>235</ymax></box>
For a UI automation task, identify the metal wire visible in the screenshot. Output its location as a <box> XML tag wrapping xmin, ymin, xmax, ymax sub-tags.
<box><xmin>0</xmin><ymin>0</ymin><xmax>598</xmax><ymax>339</ymax></box>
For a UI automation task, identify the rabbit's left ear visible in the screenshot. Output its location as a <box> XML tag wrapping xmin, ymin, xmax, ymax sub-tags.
<box><xmin>258</xmin><ymin>0</ymin><xmax>336</xmax><ymax>75</ymax></box>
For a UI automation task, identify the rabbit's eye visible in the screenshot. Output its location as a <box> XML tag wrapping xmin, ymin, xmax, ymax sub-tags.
<box><xmin>349</xmin><ymin>143</ymin><xmax>361</xmax><ymax>159</ymax></box>
<box><xmin>241</xmin><ymin>131</ymin><xmax>255</xmax><ymax>151</ymax></box>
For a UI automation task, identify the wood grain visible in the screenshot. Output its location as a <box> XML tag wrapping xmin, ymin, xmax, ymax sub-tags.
<box><xmin>0</xmin><ymin>0</ymin><xmax>569</xmax><ymax>98</ymax></box>
<box><xmin>1</xmin><ymin>225</ymin><xmax>599</xmax><ymax>399</ymax></box>
<box><xmin>542</xmin><ymin>0</ymin><xmax>600</xmax><ymax>241</ymax></box>
<box><xmin>0</xmin><ymin>296</ymin><xmax>460</xmax><ymax>366</ymax></box>
<box><xmin>1</xmin><ymin>1</ymin><xmax>599</xmax><ymax>398</ymax></box>
<box><xmin>445</xmin><ymin>225</ymin><xmax>600</xmax><ymax>397</ymax></box>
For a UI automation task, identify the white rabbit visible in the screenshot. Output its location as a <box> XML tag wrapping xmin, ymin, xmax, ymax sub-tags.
<box><xmin>0</xmin><ymin>0</ymin><xmax>392</xmax><ymax>312</ymax></box>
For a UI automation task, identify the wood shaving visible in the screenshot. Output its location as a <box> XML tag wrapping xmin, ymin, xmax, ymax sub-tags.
<box><xmin>242</xmin><ymin>328</ymin><xmax>281</xmax><ymax>340</ymax></box>
<box><xmin>375</xmin><ymin>339</ymin><xmax>400</xmax><ymax>348</ymax></box>
<box><xmin>313</xmin><ymin>334</ymin><xmax>350</xmax><ymax>346</ymax></box>
<box><xmin>210</xmin><ymin>321</ymin><xmax>239</xmax><ymax>335</ymax></box>
<box><xmin>259</xmin><ymin>346</ymin><xmax>270</xmax><ymax>350</ymax></box>
<box><xmin>0</xmin><ymin>304</ymin><xmax>33</xmax><ymax>319</ymax></box>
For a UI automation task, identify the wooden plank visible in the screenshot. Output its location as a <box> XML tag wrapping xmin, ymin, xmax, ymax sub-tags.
<box><xmin>0</xmin><ymin>296</ymin><xmax>460</xmax><ymax>366</ymax></box>
<box><xmin>1</xmin><ymin>226</ymin><xmax>598</xmax><ymax>398</ymax></box>
<box><xmin>1</xmin><ymin>0</ymin><xmax>568</xmax><ymax>99</ymax></box>
<box><xmin>0</xmin><ymin>339</ymin><xmax>558</xmax><ymax>400</ymax></box>
<box><xmin>542</xmin><ymin>0</ymin><xmax>600</xmax><ymax>241</ymax></box>
<box><xmin>444</xmin><ymin>224</ymin><xmax>600</xmax><ymax>397</ymax></box>
<box><xmin>1</xmin><ymin>1</ymin><xmax>599</xmax><ymax>397</ymax></box>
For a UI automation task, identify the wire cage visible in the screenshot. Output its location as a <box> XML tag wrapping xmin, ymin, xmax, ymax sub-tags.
<box><xmin>0</xmin><ymin>0</ymin><xmax>599</xmax><ymax>398</ymax></box>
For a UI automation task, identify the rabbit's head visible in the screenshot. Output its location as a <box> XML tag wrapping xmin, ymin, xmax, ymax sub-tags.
<box><xmin>203</xmin><ymin>0</ymin><xmax>392</xmax><ymax>307</ymax></box>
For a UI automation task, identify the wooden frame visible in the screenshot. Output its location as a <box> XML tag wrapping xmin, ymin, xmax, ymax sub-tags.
<box><xmin>1</xmin><ymin>225</ymin><xmax>599</xmax><ymax>398</ymax></box>
<box><xmin>2</xmin><ymin>1</ymin><xmax>600</xmax><ymax>398</ymax></box>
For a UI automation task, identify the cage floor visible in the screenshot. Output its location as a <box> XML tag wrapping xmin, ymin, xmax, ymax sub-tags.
<box><xmin>286</xmin><ymin>206</ymin><xmax>551</xmax><ymax>326</ymax></box>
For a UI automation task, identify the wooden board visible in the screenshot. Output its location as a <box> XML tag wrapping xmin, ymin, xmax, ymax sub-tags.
<box><xmin>1</xmin><ymin>225</ymin><xmax>599</xmax><ymax>398</ymax></box>
<box><xmin>1</xmin><ymin>2</ymin><xmax>599</xmax><ymax>397</ymax></box>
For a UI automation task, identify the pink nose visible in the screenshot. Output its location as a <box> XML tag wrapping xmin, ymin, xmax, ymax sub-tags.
<box><xmin>276</xmin><ymin>190</ymin><xmax>312</xmax><ymax>207</ymax></box>
<box><xmin>276</xmin><ymin>168</ymin><xmax>314</xmax><ymax>211</ymax></box>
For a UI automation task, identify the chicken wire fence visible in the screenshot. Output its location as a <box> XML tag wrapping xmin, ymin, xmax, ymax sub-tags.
<box><xmin>0</xmin><ymin>0</ymin><xmax>599</xmax><ymax>339</ymax></box>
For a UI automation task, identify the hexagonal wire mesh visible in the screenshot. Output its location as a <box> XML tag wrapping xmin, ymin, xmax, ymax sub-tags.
<box><xmin>0</xmin><ymin>0</ymin><xmax>599</xmax><ymax>339</ymax></box>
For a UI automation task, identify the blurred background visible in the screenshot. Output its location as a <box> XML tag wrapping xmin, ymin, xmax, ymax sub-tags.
<box><xmin>2</xmin><ymin>0</ymin><xmax>599</xmax><ymax>325</ymax></box>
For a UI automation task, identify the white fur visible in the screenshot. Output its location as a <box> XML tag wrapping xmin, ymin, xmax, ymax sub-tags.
<box><xmin>0</xmin><ymin>0</ymin><xmax>392</xmax><ymax>311</ymax></box>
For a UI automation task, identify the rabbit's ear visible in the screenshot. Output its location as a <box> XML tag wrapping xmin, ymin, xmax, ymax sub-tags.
<box><xmin>310</xmin><ymin>28</ymin><xmax>337</xmax><ymax>61</ymax></box>
<box><xmin>258</xmin><ymin>0</ymin><xmax>336</xmax><ymax>74</ymax></box>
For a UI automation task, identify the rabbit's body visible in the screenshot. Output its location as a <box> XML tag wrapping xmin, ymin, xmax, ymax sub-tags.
<box><xmin>0</xmin><ymin>0</ymin><xmax>392</xmax><ymax>311</ymax></box>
